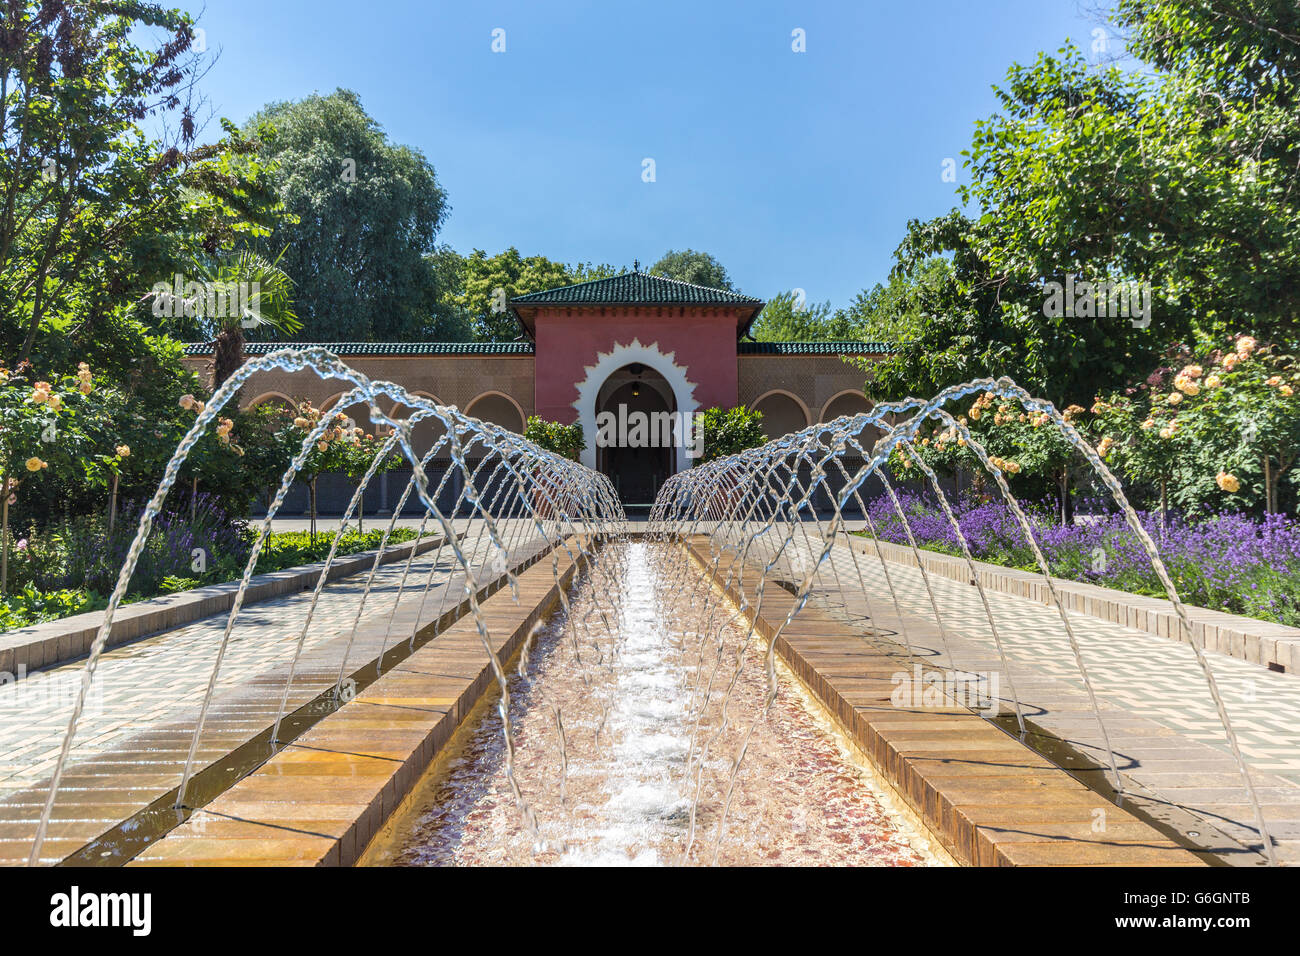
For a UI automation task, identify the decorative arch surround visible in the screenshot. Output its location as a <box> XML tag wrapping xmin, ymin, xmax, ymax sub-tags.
<box><xmin>466</xmin><ymin>390</ymin><xmax>526</xmax><ymax>433</ymax></box>
<box><xmin>820</xmin><ymin>388</ymin><xmax>873</xmax><ymax>422</ymax></box>
<box><xmin>246</xmin><ymin>390</ymin><xmax>295</xmax><ymax>409</ymax></box>
<box><xmin>572</xmin><ymin>338</ymin><xmax>699</xmax><ymax>472</ymax></box>
<box><xmin>749</xmin><ymin>388</ymin><xmax>811</xmax><ymax>439</ymax></box>
<box><xmin>389</xmin><ymin>390</ymin><xmax>444</xmax><ymax>414</ymax></box>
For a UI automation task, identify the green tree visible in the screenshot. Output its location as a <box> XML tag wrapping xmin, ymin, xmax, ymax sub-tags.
<box><xmin>149</xmin><ymin>249</ymin><xmax>302</xmax><ymax>389</ymax></box>
<box><xmin>849</xmin><ymin>210</ymin><xmax>1121</xmax><ymax>409</ymax></box>
<box><xmin>245</xmin><ymin>89</ymin><xmax>453</xmax><ymax>341</ymax></box>
<box><xmin>844</xmin><ymin>258</ymin><xmax>952</xmax><ymax>344</ymax></box>
<box><xmin>856</xmin><ymin>0</ymin><xmax>1300</xmax><ymax>406</ymax></box>
<box><xmin>696</xmin><ymin>406</ymin><xmax>766</xmax><ymax>465</ymax></box>
<box><xmin>453</xmin><ymin>249</ymin><xmax>622</xmax><ymax>342</ymax></box>
<box><xmin>649</xmin><ymin>249</ymin><xmax>732</xmax><ymax>289</ymax></box>
<box><xmin>748</xmin><ymin>291</ymin><xmax>855</xmax><ymax>342</ymax></box>
<box><xmin>523</xmin><ymin>416</ymin><xmax>585</xmax><ymax>460</ymax></box>
<box><xmin>454</xmin><ymin>247</ymin><xmax>570</xmax><ymax>342</ymax></box>
<box><xmin>0</xmin><ymin>2</ymin><xmax>281</xmax><ymax>371</ymax></box>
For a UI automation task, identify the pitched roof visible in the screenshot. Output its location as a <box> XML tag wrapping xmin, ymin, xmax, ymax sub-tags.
<box><xmin>737</xmin><ymin>341</ymin><xmax>896</xmax><ymax>355</ymax></box>
<box><xmin>509</xmin><ymin>271</ymin><xmax>763</xmax><ymax>309</ymax></box>
<box><xmin>182</xmin><ymin>341</ymin><xmax>535</xmax><ymax>357</ymax></box>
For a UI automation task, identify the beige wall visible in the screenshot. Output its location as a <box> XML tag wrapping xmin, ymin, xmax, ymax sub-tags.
<box><xmin>185</xmin><ymin>354</ymin><xmax>536</xmax><ymax>428</ymax></box>
<box><xmin>184</xmin><ymin>349</ymin><xmax>881</xmax><ymax>437</ymax></box>
<box><xmin>737</xmin><ymin>355</ymin><xmax>879</xmax><ymax>423</ymax></box>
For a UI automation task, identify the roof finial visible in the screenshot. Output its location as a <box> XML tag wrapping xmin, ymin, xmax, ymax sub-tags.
<box><xmin>633</xmin><ymin>258</ymin><xmax>640</xmax><ymax>273</ymax></box>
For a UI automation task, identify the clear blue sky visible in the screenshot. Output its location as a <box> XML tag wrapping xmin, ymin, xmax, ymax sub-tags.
<box><xmin>194</xmin><ymin>0</ymin><xmax>1112</xmax><ymax>309</ymax></box>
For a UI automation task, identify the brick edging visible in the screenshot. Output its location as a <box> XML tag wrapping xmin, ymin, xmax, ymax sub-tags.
<box><xmin>128</xmin><ymin>538</ymin><xmax>590</xmax><ymax>867</ymax></box>
<box><xmin>0</xmin><ymin>534</ymin><xmax>450</xmax><ymax>677</ymax></box>
<box><xmin>840</xmin><ymin>532</ymin><xmax>1300</xmax><ymax>673</ymax></box>
<box><xmin>687</xmin><ymin>537</ymin><xmax>1203</xmax><ymax>867</ymax></box>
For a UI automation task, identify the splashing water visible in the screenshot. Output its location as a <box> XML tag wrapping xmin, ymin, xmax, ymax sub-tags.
<box><xmin>362</xmin><ymin>540</ymin><xmax>938</xmax><ymax>867</ymax></box>
<box><xmin>649</xmin><ymin>375</ymin><xmax>1278</xmax><ymax>866</ymax></box>
<box><xmin>18</xmin><ymin>358</ymin><xmax>1279</xmax><ymax>866</ymax></box>
<box><xmin>25</xmin><ymin>347</ymin><xmax>627</xmax><ymax>866</ymax></box>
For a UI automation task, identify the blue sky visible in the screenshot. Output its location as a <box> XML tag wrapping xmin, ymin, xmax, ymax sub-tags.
<box><xmin>194</xmin><ymin>0</ymin><xmax>1113</xmax><ymax>309</ymax></box>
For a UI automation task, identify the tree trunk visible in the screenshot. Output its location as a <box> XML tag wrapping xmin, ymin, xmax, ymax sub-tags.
<box><xmin>211</xmin><ymin>325</ymin><xmax>246</xmax><ymax>392</ymax></box>
<box><xmin>191</xmin><ymin>475</ymin><xmax>199</xmax><ymax>523</ymax></box>
<box><xmin>108</xmin><ymin>473</ymin><xmax>119</xmax><ymax>536</ymax></box>
<box><xmin>309</xmin><ymin>478</ymin><xmax>318</xmax><ymax>544</ymax></box>
<box><xmin>1</xmin><ymin>468</ymin><xmax>9</xmax><ymax>597</ymax></box>
<box><xmin>1058</xmin><ymin>465</ymin><xmax>1073</xmax><ymax>527</ymax></box>
<box><xmin>1264</xmin><ymin>456</ymin><xmax>1275</xmax><ymax>514</ymax></box>
<box><xmin>1159</xmin><ymin>478</ymin><xmax>1168</xmax><ymax>540</ymax></box>
<box><xmin>357</xmin><ymin>482</ymin><xmax>364</xmax><ymax>535</ymax></box>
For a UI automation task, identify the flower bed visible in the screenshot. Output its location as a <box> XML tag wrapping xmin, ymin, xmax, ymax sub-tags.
<box><xmin>1</xmin><ymin>497</ymin><xmax>421</xmax><ymax>631</ymax></box>
<box><xmin>861</xmin><ymin>491</ymin><xmax>1300</xmax><ymax>627</ymax></box>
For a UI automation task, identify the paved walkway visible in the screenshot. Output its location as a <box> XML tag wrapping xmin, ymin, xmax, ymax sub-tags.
<box><xmin>732</xmin><ymin>537</ymin><xmax>1300</xmax><ymax>864</ymax></box>
<box><xmin>0</xmin><ymin>518</ymin><xmax>560</xmax><ymax>863</ymax></box>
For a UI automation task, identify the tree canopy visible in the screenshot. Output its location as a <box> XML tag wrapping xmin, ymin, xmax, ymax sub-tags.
<box><xmin>856</xmin><ymin>0</ymin><xmax>1300</xmax><ymax>407</ymax></box>
<box><xmin>749</xmin><ymin>292</ymin><xmax>854</xmax><ymax>342</ymax></box>
<box><xmin>244</xmin><ymin>89</ymin><xmax>458</xmax><ymax>341</ymax></box>
<box><xmin>0</xmin><ymin>1</ymin><xmax>281</xmax><ymax>381</ymax></box>
<box><xmin>649</xmin><ymin>249</ymin><xmax>732</xmax><ymax>289</ymax></box>
<box><xmin>452</xmin><ymin>248</ymin><xmax>622</xmax><ymax>341</ymax></box>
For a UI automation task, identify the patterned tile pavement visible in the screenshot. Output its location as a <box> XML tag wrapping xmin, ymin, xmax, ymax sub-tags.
<box><xmin>749</xmin><ymin>537</ymin><xmax>1300</xmax><ymax>864</ymax></box>
<box><xmin>0</xmin><ymin>520</ymin><xmax>547</xmax><ymax>797</ymax></box>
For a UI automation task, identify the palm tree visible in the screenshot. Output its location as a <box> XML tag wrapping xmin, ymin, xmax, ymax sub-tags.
<box><xmin>204</xmin><ymin>249</ymin><xmax>301</xmax><ymax>390</ymax></box>
<box><xmin>150</xmin><ymin>248</ymin><xmax>301</xmax><ymax>390</ymax></box>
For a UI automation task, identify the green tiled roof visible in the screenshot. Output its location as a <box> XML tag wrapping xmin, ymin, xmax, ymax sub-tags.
<box><xmin>510</xmin><ymin>271</ymin><xmax>763</xmax><ymax>309</ymax></box>
<box><xmin>182</xmin><ymin>341</ymin><xmax>535</xmax><ymax>356</ymax></box>
<box><xmin>737</xmin><ymin>341</ymin><xmax>896</xmax><ymax>355</ymax></box>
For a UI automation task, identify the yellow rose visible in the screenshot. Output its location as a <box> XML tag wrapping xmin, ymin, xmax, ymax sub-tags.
<box><xmin>1182</xmin><ymin>364</ymin><xmax>1203</xmax><ymax>379</ymax></box>
<box><xmin>1216</xmin><ymin>471</ymin><xmax>1241</xmax><ymax>493</ymax></box>
<box><xmin>1237</xmin><ymin>336</ymin><xmax>1257</xmax><ymax>357</ymax></box>
<box><xmin>1167</xmin><ymin>392</ymin><xmax>1183</xmax><ymax>405</ymax></box>
<box><xmin>1282</xmin><ymin>385</ymin><xmax>1294</xmax><ymax>397</ymax></box>
<box><xmin>1205</xmin><ymin>374</ymin><xmax>1221</xmax><ymax>388</ymax></box>
<box><xmin>116</xmin><ymin>445</ymin><xmax>130</xmax><ymax>458</ymax></box>
<box><xmin>25</xmin><ymin>457</ymin><xmax>46</xmax><ymax>472</ymax></box>
<box><xmin>1223</xmin><ymin>353</ymin><xmax>1239</xmax><ymax>370</ymax></box>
